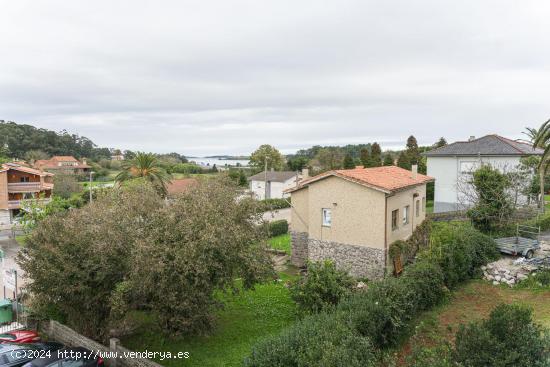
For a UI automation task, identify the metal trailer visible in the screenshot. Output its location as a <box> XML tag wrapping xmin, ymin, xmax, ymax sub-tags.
<box><xmin>495</xmin><ymin>224</ymin><xmax>541</xmax><ymax>259</ymax></box>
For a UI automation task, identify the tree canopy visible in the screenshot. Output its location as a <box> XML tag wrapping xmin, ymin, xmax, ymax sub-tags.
<box><xmin>249</xmin><ymin>145</ymin><xmax>285</xmax><ymax>171</ymax></box>
<box><xmin>0</xmin><ymin>120</ymin><xmax>111</xmax><ymax>160</ymax></box>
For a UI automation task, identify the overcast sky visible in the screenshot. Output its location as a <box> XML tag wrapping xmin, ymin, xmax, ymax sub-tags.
<box><xmin>1</xmin><ymin>1</ymin><xmax>549</xmax><ymax>156</ymax></box>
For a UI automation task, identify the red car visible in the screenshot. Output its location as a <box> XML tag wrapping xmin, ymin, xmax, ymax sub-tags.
<box><xmin>0</xmin><ymin>330</ymin><xmax>40</xmax><ymax>343</ymax></box>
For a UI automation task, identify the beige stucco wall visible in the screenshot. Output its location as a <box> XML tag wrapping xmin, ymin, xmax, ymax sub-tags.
<box><xmin>386</xmin><ymin>184</ymin><xmax>427</xmax><ymax>245</ymax></box>
<box><xmin>297</xmin><ymin>176</ymin><xmax>387</xmax><ymax>249</ymax></box>
<box><xmin>0</xmin><ymin>171</ymin><xmax>7</xmax><ymax>209</ymax></box>
<box><xmin>290</xmin><ymin>187</ymin><xmax>309</xmax><ymax>233</ymax></box>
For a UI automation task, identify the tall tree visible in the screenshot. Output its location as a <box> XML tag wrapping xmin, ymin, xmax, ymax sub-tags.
<box><xmin>115</xmin><ymin>152</ymin><xmax>171</xmax><ymax>195</ymax></box>
<box><xmin>530</xmin><ymin>120</ymin><xmax>550</xmax><ymax>212</ymax></box>
<box><xmin>434</xmin><ymin>137</ymin><xmax>447</xmax><ymax>148</ymax></box>
<box><xmin>249</xmin><ymin>144</ymin><xmax>285</xmax><ymax>171</ymax></box>
<box><xmin>343</xmin><ymin>153</ymin><xmax>355</xmax><ymax>169</ymax></box>
<box><xmin>369</xmin><ymin>142</ymin><xmax>382</xmax><ymax>167</ymax></box>
<box><xmin>383</xmin><ymin>153</ymin><xmax>394</xmax><ymax>166</ymax></box>
<box><xmin>360</xmin><ymin>148</ymin><xmax>370</xmax><ymax>167</ymax></box>
<box><xmin>397</xmin><ymin>151</ymin><xmax>411</xmax><ymax>170</ymax></box>
<box><xmin>314</xmin><ymin>147</ymin><xmax>344</xmax><ymax>171</ymax></box>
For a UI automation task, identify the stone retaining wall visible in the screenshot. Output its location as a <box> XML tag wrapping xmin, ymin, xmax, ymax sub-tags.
<box><xmin>308</xmin><ymin>239</ymin><xmax>385</xmax><ymax>279</ymax></box>
<box><xmin>290</xmin><ymin>231</ymin><xmax>308</xmax><ymax>267</ymax></box>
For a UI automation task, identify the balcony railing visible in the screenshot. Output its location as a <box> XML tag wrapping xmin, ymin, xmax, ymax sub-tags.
<box><xmin>7</xmin><ymin>198</ymin><xmax>52</xmax><ymax>209</ymax></box>
<box><xmin>7</xmin><ymin>182</ymin><xmax>54</xmax><ymax>193</ymax></box>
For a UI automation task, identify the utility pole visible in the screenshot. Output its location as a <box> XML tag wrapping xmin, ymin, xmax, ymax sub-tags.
<box><xmin>89</xmin><ymin>171</ymin><xmax>94</xmax><ymax>203</ymax></box>
<box><xmin>264</xmin><ymin>158</ymin><xmax>268</xmax><ymax>200</ymax></box>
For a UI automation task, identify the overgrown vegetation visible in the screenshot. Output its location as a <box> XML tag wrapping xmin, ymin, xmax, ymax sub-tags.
<box><xmin>245</xmin><ymin>223</ymin><xmax>499</xmax><ymax>366</ymax></box>
<box><xmin>290</xmin><ymin>261</ymin><xmax>355</xmax><ymax>314</ymax></box>
<box><xmin>18</xmin><ymin>179</ymin><xmax>273</xmax><ymax>339</ymax></box>
<box><xmin>266</xmin><ymin>220</ymin><xmax>288</xmax><ymax>238</ymax></box>
<box><xmin>257</xmin><ymin>198</ymin><xmax>290</xmax><ymax>212</ymax></box>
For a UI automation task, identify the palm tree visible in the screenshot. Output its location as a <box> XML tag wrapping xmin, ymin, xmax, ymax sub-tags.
<box><xmin>527</xmin><ymin>119</ymin><xmax>550</xmax><ymax>212</ymax></box>
<box><xmin>115</xmin><ymin>152</ymin><xmax>171</xmax><ymax>195</ymax></box>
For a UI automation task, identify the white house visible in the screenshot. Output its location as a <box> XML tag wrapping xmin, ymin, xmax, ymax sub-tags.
<box><xmin>248</xmin><ymin>171</ymin><xmax>300</xmax><ymax>200</ymax></box>
<box><xmin>424</xmin><ymin>134</ymin><xmax>543</xmax><ymax>213</ymax></box>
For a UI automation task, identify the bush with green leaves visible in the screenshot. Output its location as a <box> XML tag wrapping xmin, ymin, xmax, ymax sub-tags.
<box><xmin>257</xmin><ymin>198</ymin><xmax>291</xmax><ymax>211</ymax></box>
<box><xmin>340</xmin><ymin>259</ymin><xmax>446</xmax><ymax>348</ymax></box>
<box><xmin>454</xmin><ymin>303</ymin><xmax>550</xmax><ymax>367</ymax></box>
<box><xmin>290</xmin><ymin>261</ymin><xmax>355</xmax><ymax>314</ymax></box>
<box><xmin>244</xmin><ymin>311</ymin><xmax>377</xmax><ymax>367</ymax></box>
<box><xmin>267</xmin><ymin>219</ymin><xmax>288</xmax><ymax>237</ymax></box>
<box><xmin>426</xmin><ymin>223</ymin><xmax>499</xmax><ymax>288</ymax></box>
<box><xmin>516</xmin><ymin>268</ymin><xmax>550</xmax><ymax>290</ymax></box>
<box><xmin>467</xmin><ymin>165</ymin><xmax>514</xmax><ymax>232</ymax></box>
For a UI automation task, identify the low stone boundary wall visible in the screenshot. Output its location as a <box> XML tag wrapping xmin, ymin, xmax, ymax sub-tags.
<box><xmin>42</xmin><ymin>320</ymin><xmax>162</xmax><ymax>367</ymax></box>
<box><xmin>308</xmin><ymin>239</ymin><xmax>384</xmax><ymax>280</ymax></box>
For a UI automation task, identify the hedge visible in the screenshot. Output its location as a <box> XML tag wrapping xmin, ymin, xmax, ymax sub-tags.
<box><xmin>244</xmin><ymin>223</ymin><xmax>497</xmax><ymax>366</ymax></box>
<box><xmin>258</xmin><ymin>198</ymin><xmax>291</xmax><ymax>212</ymax></box>
<box><xmin>267</xmin><ymin>220</ymin><xmax>288</xmax><ymax>237</ymax></box>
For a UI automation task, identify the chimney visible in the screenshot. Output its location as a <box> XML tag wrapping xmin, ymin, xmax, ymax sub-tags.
<box><xmin>469</xmin><ymin>135</ymin><xmax>476</xmax><ymax>141</ymax></box>
<box><xmin>302</xmin><ymin>168</ymin><xmax>309</xmax><ymax>179</ymax></box>
<box><xmin>411</xmin><ymin>164</ymin><xmax>418</xmax><ymax>180</ymax></box>
<box><xmin>82</xmin><ymin>158</ymin><xmax>87</xmax><ymax>165</ymax></box>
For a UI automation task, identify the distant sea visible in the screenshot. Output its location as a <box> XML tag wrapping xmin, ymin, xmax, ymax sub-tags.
<box><xmin>189</xmin><ymin>157</ymin><xmax>250</xmax><ymax>167</ymax></box>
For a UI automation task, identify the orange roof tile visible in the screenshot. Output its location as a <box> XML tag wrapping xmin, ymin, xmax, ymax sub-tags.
<box><xmin>288</xmin><ymin>166</ymin><xmax>433</xmax><ymax>194</ymax></box>
<box><xmin>1</xmin><ymin>163</ymin><xmax>54</xmax><ymax>176</ymax></box>
<box><xmin>166</xmin><ymin>178</ymin><xmax>198</xmax><ymax>196</ymax></box>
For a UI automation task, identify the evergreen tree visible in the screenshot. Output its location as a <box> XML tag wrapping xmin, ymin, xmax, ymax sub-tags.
<box><xmin>369</xmin><ymin>142</ymin><xmax>382</xmax><ymax>167</ymax></box>
<box><xmin>360</xmin><ymin>148</ymin><xmax>370</xmax><ymax>167</ymax></box>
<box><xmin>383</xmin><ymin>153</ymin><xmax>394</xmax><ymax>166</ymax></box>
<box><xmin>434</xmin><ymin>137</ymin><xmax>447</xmax><ymax>148</ymax></box>
<box><xmin>397</xmin><ymin>151</ymin><xmax>411</xmax><ymax>170</ymax></box>
<box><xmin>343</xmin><ymin>153</ymin><xmax>355</xmax><ymax>169</ymax></box>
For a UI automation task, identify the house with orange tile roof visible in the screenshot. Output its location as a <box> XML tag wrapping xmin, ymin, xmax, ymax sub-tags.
<box><xmin>286</xmin><ymin>165</ymin><xmax>433</xmax><ymax>279</ymax></box>
<box><xmin>0</xmin><ymin>162</ymin><xmax>54</xmax><ymax>225</ymax></box>
<box><xmin>166</xmin><ymin>178</ymin><xmax>198</xmax><ymax>197</ymax></box>
<box><xmin>34</xmin><ymin>156</ymin><xmax>91</xmax><ymax>175</ymax></box>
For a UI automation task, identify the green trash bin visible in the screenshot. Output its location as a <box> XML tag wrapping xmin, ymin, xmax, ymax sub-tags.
<box><xmin>0</xmin><ymin>299</ymin><xmax>13</xmax><ymax>324</ymax></box>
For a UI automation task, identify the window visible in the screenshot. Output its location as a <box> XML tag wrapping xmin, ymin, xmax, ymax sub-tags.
<box><xmin>403</xmin><ymin>205</ymin><xmax>410</xmax><ymax>225</ymax></box>
<box><xmin>416</xmin><ymin>200</ymin><xmax>420</xmax><ymax>217</ymax></box>
<box><xmin>20</xmin><ymin>176</ymin><xmax>29</xmax><ymax>183</ymax></box>
<box><xmin>322</xmin><ymin>208</ymin><xmax>332</xmax><ymax>227</ymax></box>
<box><xmin>391</xmin><ymin>209</ymin><xmax>399</xmax><ymax>230</ymax></box>
<box><xmin>422</xmin><ymin>197</ymin><xmax>426</xmax><ymax>212</ymax></box>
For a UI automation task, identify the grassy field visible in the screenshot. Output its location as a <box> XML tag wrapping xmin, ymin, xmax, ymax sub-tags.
<box><xmin>121</xmin><ymin>271</ymin><xmax>298</xmax><ymax>367</ymax></box>
<box><xmin>395</xmin><ymin>280</ymin><xmax>550</xmax><ymax>364</ymax></box>
<box><xmin>268</xmin><ymin>234</ymin><xmax>290</xmax><ymax>255</ymax></box>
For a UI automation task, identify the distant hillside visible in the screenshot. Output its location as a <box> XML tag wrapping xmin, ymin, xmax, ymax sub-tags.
<box><xmin>0</xmin><ymin>120</ymin><xmax>111</xmax><ymax>160</ymax></box>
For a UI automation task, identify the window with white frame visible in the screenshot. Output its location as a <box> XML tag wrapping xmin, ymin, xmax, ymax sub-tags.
<box><xmin>322</xmin><ymin>208</ymin><xmax>332</xmax><ymax>227</ymax></box>
<box><xmin>392</xmin><ymin>209</ymin><xmax>399</xmax><ymax>230</ymax></box>
<box><xmin>416</xmin><ymin>200</ymin><xmax>420</xmax><ymax>217</ymax></box>
<box><xmin>403</xmin><ymin>205</ymin><xmax>410</xmax><ymax>225</ymax></box>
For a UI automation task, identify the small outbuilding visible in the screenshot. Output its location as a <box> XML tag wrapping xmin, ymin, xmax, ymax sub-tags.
<box><xmin>248</xmin><ymin>171</ymin><xmax>300</xmax><ymax>200</ymax></box>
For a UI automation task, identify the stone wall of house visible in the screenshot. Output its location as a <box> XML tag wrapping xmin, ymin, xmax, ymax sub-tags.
<box><xmin>308</xmin><ymin>239</ymin><xmax>385</xmax><ymax>280</ymax></box>
<box><xmin>290</xmin><ymin>231</ymin><xmax>308</xmax><ymax>267</ymax></box>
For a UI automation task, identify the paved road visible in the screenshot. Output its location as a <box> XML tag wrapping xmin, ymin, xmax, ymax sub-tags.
<box><xmin>0</xmin><ymin>239</ymin><xmax>25</xmax><ymax>296</ymax></box>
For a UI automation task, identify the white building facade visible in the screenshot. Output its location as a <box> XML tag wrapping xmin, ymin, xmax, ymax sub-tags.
<box><xmin>424</xmin><ymin>135</ymin><xmax>543</xmax><ymax>213</ymax></box>
<box><xmin>248</xmin><ymin>171</ymin><xmax>300</xmax><ymax>200</ymax></box>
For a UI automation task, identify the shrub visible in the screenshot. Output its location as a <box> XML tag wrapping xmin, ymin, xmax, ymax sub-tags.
<box><xmin>290</xmin><ymin>261</ymin><xmax>355</xmax><ymax>314</ymax></box>
<box><xmin>268</xmin><ymin>219</ymin><xmax>288</xmax><ymax>237</ymax></box>
<box><xmin>427</xmin><ymin>223</ymin><xmax>499</xmax><ymax>288</ymax></box>
<box><xmin>516</xmin><ymin>268</ymin><xmax>550</xmax><ymax>290</ymax></box>
<box><xmin>244</xmin><ymin>311</ymin><xmax>377</xmax><ymax>367</ymax></box>
<box><xmin>340</xmin><ymin>259</ymin><xmax>446</xmax><ymax>348</ymax></box>
<box><xmin>257</xmin><ymin>198</ymin><xmax>291</xmax><ymax>211</ymax></box>
<box><xmin>454</xmin><ymin>304</ymin><xmax>550</xmax><ymax>367</ymax></box>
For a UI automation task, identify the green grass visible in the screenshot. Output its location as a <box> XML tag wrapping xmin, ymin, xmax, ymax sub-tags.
<box><xmin>268</xmin><ymin>234</ymin><xmax>290</xmax><ymax>255</ymax></box>
<box><xmin>545</xmin><ymin>194</ymin><xmax>550</xmax><ymax>210</ymax></box>
<box><xmin>81</xmin><ymin>181</ymin><xmax>115</xmax><ymax>188</ymax></box>
<box><xmin>426</xmin><ymin>200</ymin><xmax>434</xmax><ymax>214</ymax></box>
<box><xmin>394</xmin><ymin>280</ymin><xmax>550</xmax><ymax>364</ymax></box>
<box><xmin>15</xmin><ymin>234</ymin><xmax>28</xmax><ymax>246</ymax></box>
<box><xmin>121</xmin><ymin>272</ymin><xmax>298</xmax><ymax>367</ymax></box>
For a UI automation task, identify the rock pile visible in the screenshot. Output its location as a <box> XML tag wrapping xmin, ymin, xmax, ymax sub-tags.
<box><xmin>482</xmin><ymin>263</ymin><xmax>529</xmax><ymax>287</ymax></box>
